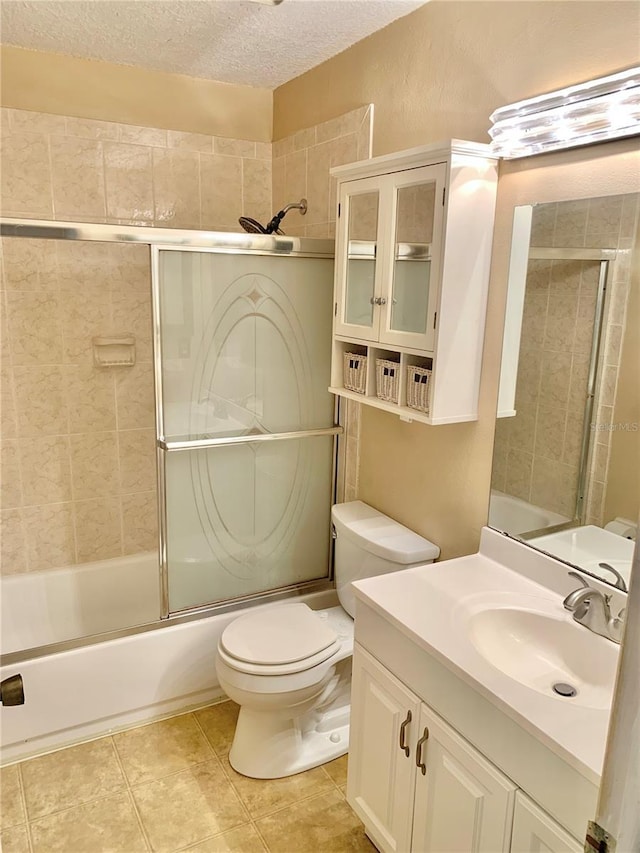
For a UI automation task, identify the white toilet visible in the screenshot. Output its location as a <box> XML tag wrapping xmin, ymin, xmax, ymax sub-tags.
<box><xmin>216</xmin><ymin>501</ymin><xmax>439</xmax><ymax>779</ymax></box>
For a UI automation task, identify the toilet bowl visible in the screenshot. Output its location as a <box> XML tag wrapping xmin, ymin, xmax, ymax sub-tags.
<box><xmin>216</xmin><ymin>501</ymin><xmax>439</xmax><ymax>779</ymax></box>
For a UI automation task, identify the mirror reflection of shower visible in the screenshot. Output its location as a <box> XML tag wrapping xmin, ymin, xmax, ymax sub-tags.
<box><xmin>239</xmin><ymin>199</ymin><xmax>307</xmax><ymax>234</ymax></box>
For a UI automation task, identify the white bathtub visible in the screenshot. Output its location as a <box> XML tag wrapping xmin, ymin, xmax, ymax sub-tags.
<box><xmin>0</xmin><ymin>578</ymin><xmax>337</xmax><ymax>764</ymax></box>
<box><xmin>488</xmin><ymin>490</ymin><xmax>571</xmax><ymax>537</ymax></box>
<box><xmin>1</xmin><ymin>552</ymin><xmax>161</xmax><ymax>655</ymax></box>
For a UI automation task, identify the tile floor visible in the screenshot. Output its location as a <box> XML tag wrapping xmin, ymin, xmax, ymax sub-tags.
<box><xmin>0</xmin><ymin>701</ymin><xmax>376</xmax><ymax>853</ymax></box>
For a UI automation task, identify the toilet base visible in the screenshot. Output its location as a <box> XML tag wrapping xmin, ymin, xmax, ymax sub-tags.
<box><xmin>229</xmin><ymin>703</ymin><xmax>350</xmax><ymax>779</ymax></box>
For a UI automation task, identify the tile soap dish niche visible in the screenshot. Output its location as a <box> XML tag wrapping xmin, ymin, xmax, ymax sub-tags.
<box><xmin>92</xmin><ymin>335</ymin><xmax>136</xmax><ymax>367</ymax></box>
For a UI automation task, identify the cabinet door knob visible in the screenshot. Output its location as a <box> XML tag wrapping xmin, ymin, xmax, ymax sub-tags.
<box><xmin>399</xmin><ymin>710</ymin><xmax>412</xmax><ymax>757</ymax></box>
<box><xmin>416</xmin><ymin>727</ymin><xmax>429</xmax><ymax>775</ymax></box>
<box><xmin>374</xmin><ymin>297</ymin><xmax>387</xmax><ymax>305</ymax></box>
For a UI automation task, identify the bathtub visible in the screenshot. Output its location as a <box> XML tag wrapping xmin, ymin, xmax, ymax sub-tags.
<box><xmin>488</xmin><ymin>490</ymin><xmax>571</xmax><ymax>537</ymax></box>
<box><xmin>0</xmin><ymin>566</ymin><xmax>337</xmax><ymax>764</ymax></box>
<box><xmin>1</xmin><ymin>552</ymin><xmax>161</xmax><ymax>655</ymax></box>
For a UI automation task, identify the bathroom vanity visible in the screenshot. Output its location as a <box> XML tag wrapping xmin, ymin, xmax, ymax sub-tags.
<box><xmin>347</xmin><ymin>528</ymin><xmax>622</xmax><ymax>853</ymax></box>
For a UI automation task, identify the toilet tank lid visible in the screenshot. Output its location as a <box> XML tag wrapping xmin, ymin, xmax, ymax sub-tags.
<box><xmin>331</xmin><ymin>501</ymin><xmax>439</xmax><ymax>564</ymax></box>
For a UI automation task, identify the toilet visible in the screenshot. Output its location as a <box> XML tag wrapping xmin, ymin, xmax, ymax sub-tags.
<box><xmin>216</xmin><ymin>501</ymin><xmax>439</xmax><ymax>779</ymax></box>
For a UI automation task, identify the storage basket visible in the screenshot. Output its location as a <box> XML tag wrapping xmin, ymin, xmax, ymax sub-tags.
<box><xmin>343</xmin><ymin>352</ymin><xmax>367</xmax><ymax>394</ymax></box>
<box><xmin>375</xmin><ymin>358</ymin><xmax>400</xmax><ymax>403</ymax></box>
<box><xmin>406</xmin><ymin>365</ymin><xmax>432</xmax><ymax>413</ymax></box>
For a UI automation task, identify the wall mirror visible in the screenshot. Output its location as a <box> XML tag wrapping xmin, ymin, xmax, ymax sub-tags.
<box><xmin>490</xmin><ymin>192</ymin><xmax>639</xmax><ymax>591</ymax></box>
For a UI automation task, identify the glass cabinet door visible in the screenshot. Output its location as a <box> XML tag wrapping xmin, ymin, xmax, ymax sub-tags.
<box><xmin>336</xmin><ymin>179</ymin><xmax>381</xmax><ymax>339</ymax></box>
<box><xmin>381</xmin><ymin>164</ymin><xmax>446</xmax><ymax>351</ymax></box>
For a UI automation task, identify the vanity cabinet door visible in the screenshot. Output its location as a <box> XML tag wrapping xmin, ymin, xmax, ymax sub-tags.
<box><xmin>347</xmin><ymin>644</ymin><xmax>421</xmax><ymax>853</ymax></box>
<box><xmin>411</xmin><ymin>703</ymin><xmax>516</xmax><ymax>853</ymax></box>
<box><xmin>510</xmin><ymin>791</ymin><xmax>582</xmax><ymax>853</ymax></box>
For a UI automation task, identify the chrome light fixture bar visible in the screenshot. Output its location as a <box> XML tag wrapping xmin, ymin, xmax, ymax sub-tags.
<box><xmin>489</xmin><ymin>66</ymin><xmax>640</xmax><ymax>159</ymax></box>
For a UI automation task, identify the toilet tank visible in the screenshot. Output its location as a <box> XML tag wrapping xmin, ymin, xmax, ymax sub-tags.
<box><xmin>331</xmin><ymin>501</ymin><xmax>439</xmax><ymax>617</ymax></box>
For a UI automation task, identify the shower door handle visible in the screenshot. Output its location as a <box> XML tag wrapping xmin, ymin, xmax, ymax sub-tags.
<box><xmin>399</xmin><ymin>710</ymin><xmax>412</xmax><ymax>757</ymax></box>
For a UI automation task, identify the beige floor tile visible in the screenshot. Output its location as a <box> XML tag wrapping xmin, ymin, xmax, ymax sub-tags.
<box><xmin>324</xmin><ymin>755</ymin><xmax>348</xmax><ymax>787</ymax></box>
<box><xmin>0</xmin><ymin>824</ymin><xmax>30</xmax><ymax>853</ymax></box>
<box><xmin>29</xmin><ymin>792</ymin><xmax>147</xmax><ymax>853</ymax></box>
<box><xmin>114</xmin><ymin>713</ymin><xmax>214</xmax><ymax>785</ymax></box>
<box><xmin>222</xmin><ymin>756</ymin><xmax>334</xmax><ymax>820</ymax></box>
<box><xmin>0</xmin><ymin>764</ymin><xmax>26</xmax><ymax>830</ymax></box>
<box><xmin>185</xmin><ymin>823</ymin><xmax>267</xmax><ymax>852</ymax></box>
<box><xmin>21</xmin><ymin>737</ymin><xmax>126</xmax><ymax>820</ymax></box>
<box><xmin>255</xmin><ymin>789</ymin><xmax>375</xmax><ymax>853</ymax></box>
<box><xmin>131</xmin><ymin>760</ymin><xmax>249</xmax><ymax>853</ymax></box>
<box><xmin>194</xmin><ymin>702</ymin><xmax>239</xmax><ymax>756</ymax></box>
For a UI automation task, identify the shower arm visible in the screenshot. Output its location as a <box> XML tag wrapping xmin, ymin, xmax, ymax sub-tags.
<box><xmin>265</xmin><ymin>199</ymin><xmax>307</xmax><ymax>234</ymax></box>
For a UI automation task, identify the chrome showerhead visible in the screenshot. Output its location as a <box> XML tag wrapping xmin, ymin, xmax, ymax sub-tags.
<box><xmin>238</xmin><ymin>199</ymin><xmax>307</xmax><ymax>235</ymax></box>
<box><xmin>238</xmin><ymin>216</ymin><xmax>268</xmax><ymax>234</ymax></box>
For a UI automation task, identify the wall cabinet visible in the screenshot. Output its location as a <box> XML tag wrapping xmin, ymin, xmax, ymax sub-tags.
<box><xmin>330</xmin><ymin>141</ymin><xmax>498</xmax><ymax>425</ymax></box>
<box><xmin>348</xmin><ymin>645</ymin><xmax>582</xmax><ymax>853</ymax></box>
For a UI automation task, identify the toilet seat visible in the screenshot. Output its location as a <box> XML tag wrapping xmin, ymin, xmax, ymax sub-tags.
<box><xmin>219</xmin><ymin>603</ymin><xmax>342</xmax><ymax>676</ymax></box>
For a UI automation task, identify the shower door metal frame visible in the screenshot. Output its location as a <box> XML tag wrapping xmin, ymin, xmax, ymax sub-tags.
<box><xmin>0</xmin><ymin>218</ymin><xmax>340</xmax><ymax>663</ymax></box>
<box><xmin>526</xmin><ymin>246</ymin><xmax>617</xmax><ymax>527</ymax></box>
<box><xmin>151</xmin><ymin>242</ymin><xmax>341</xmax><ymax>618</ymax></box>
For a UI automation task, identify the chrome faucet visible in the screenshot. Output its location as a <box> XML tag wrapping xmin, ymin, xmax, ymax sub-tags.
<box><xmin>598</xmin><ymin>562</ymin><xmax>628</xmax><ymax>592</ymax></box>
<box><xmin>563</xmin><ymin>572</ymin><xmax>626</xmax><ymax>644</ymax></box>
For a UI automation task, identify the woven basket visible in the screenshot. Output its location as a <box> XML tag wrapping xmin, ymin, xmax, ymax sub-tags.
<box><xmin>343</xmin><ymin>352</ymin><xmax>367</xmax><ymax>394</ymax></box>
<box><xmin>375</xmin><ymin>358</ymin><xmax>400</xmax><ymax>403</ymax></box>
<box><xmin>406</xmin><ymin>365</ymin><xmax>432</xmax><ymax>413</ymax></box>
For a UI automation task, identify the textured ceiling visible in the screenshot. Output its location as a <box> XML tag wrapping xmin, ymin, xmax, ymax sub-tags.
<box><xmin>0</xmin><ymin>0</ymin><xmax>426</xmax><ymax>89</ymax></box>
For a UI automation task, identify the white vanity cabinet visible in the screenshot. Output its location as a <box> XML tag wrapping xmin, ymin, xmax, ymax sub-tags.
<box><xmin>510</xmin><ymin>793</ymin><xmax>583</xmax><ymax>853</ymax></box>
<box><xmin>329</xmin><ymin>141</ymin><xmax>498</xmax><ymax>425</ymax></box>
<box><xmin>349</xmin><ymin>645</ymin><xmax>516</xmax><ymax>853</ymax></box>
<box><xmin>348</xmin><ymin>645</ymin><xmax>583</xmax><ymax>853</ymax></box>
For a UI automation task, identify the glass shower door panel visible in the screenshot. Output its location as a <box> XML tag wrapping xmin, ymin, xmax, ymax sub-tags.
<box><xmin>158</xmin><ymin>251</ymin><xmax>335</xmax><ymax>440</ymax></box>
<box><xmin>165</xmin><ymin>436</ymin><xmax>334</xmax><ymax>612</ymax></box>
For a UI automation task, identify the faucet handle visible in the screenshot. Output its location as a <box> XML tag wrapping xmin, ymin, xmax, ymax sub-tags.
<box><xmin>567</xmin><ymin>571</ymin><xmax>588</xmax><ymax>589</ymax></box>
<box><xmin>608</xmin><ymin>607</ymin><xmax>626</xmax><ymax>642</ymax></box>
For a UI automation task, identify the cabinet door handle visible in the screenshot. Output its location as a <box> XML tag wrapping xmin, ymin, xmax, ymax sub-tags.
<box><xmin>399</xmin><ymin>710</ymin><xmax>412</xmax><ymax>757</ymax></box>
<box><xmin>374</xmin><ymin>297</ymin><xmax>387</xmax><ymax>305</ymax></box>
<box><xmin>416</xmin><ymin>727</ymin><xmax>429</xmax><ymax>775</ymax></box>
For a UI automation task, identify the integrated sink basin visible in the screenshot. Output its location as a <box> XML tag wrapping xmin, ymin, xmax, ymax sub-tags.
<box><xmin>462</xmin><ymin>603</ymin><xmax>618</xmax><ymax>709</ymax></box>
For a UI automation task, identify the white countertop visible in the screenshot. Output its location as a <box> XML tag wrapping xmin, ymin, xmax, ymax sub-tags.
<box><xmin>352</xmin><ymin>544</ymin><xmax>617</xmax><ymax>785</ymax></box>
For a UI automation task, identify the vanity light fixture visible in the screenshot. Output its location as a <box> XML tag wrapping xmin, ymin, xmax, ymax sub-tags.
<box><xmin>489</xmin><ymin>65</ymin><xmax>640</xmax><ymax>158</ymax></box>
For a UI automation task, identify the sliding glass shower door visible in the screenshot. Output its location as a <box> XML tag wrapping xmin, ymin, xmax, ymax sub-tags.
<box><xmin>153</xmin><ymin>244</ymin><xmax>336</xmax><ymax>613</ymax></box>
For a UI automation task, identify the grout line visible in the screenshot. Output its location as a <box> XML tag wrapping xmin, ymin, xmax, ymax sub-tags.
<box><xmin>25</xmin><ymin>787</ymin><xmax>130</xmax><ymax>828</ymax></box>
<box><xmin>109</xmin><ymin>737</ymin><xmax>153</xmax><ymax>852</ymax></box>
<box><xmin>16</xmin><ymin>763</ymin><xmax>35</xmax><ymax>853</ymax></box>
<box><xmin>251</xmin><ymin>817</ymin><xmax>272</xmax><ymax>852</ymax></box>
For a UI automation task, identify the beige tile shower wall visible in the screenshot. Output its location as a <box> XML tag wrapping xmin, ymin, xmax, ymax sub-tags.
<box><xmin>272</xmin><ymin>106</ymin><xmax>372</xmax><ymax>502</ymax></box>
<box><xmin>491</xmin><ymin>257</ymin><xmax>597</xmax><ymax>519</ymax></box>
<box><xmin>0</xmin><ymin>238</ymin><xmax>158</xmax><ymax>574</ymax></box>
<box><xmin>272</xmin><ymin>106</ymin><xmax>372</xmax><ymax>239</ymax></box>
<box><xmin>0</xmin><ymin>108</ymin><xmax>273</xmax><ymax>230</ymax></box>
<box><xmin>0</xmin><ymin>107</ymin><xmax>273</xmax><ymax>574</ymax></box>
<box><xmin>491</xmin><ymin>194</ymin><xmax>638</xmax><ymax>523</ymax></box>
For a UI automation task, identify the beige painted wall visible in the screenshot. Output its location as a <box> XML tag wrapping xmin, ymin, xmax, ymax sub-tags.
<box><xmin>274</xmin><ymin>2</ymin><xmax>639</xmax><ymax>151</ymax></box>
<box><xmin>0</xmin><ymin>46</ymin><xmax>272</xmax><ymax>141</ymax></box>
<box><xmin>274</xmin><ymin>0</ymin><xmax>640</xmax><ymax>559</ymax></box>
<box><xmin>605</xmin><ymin>232</ymin><xmax>640</xmax><ymax>525</ymax></box>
